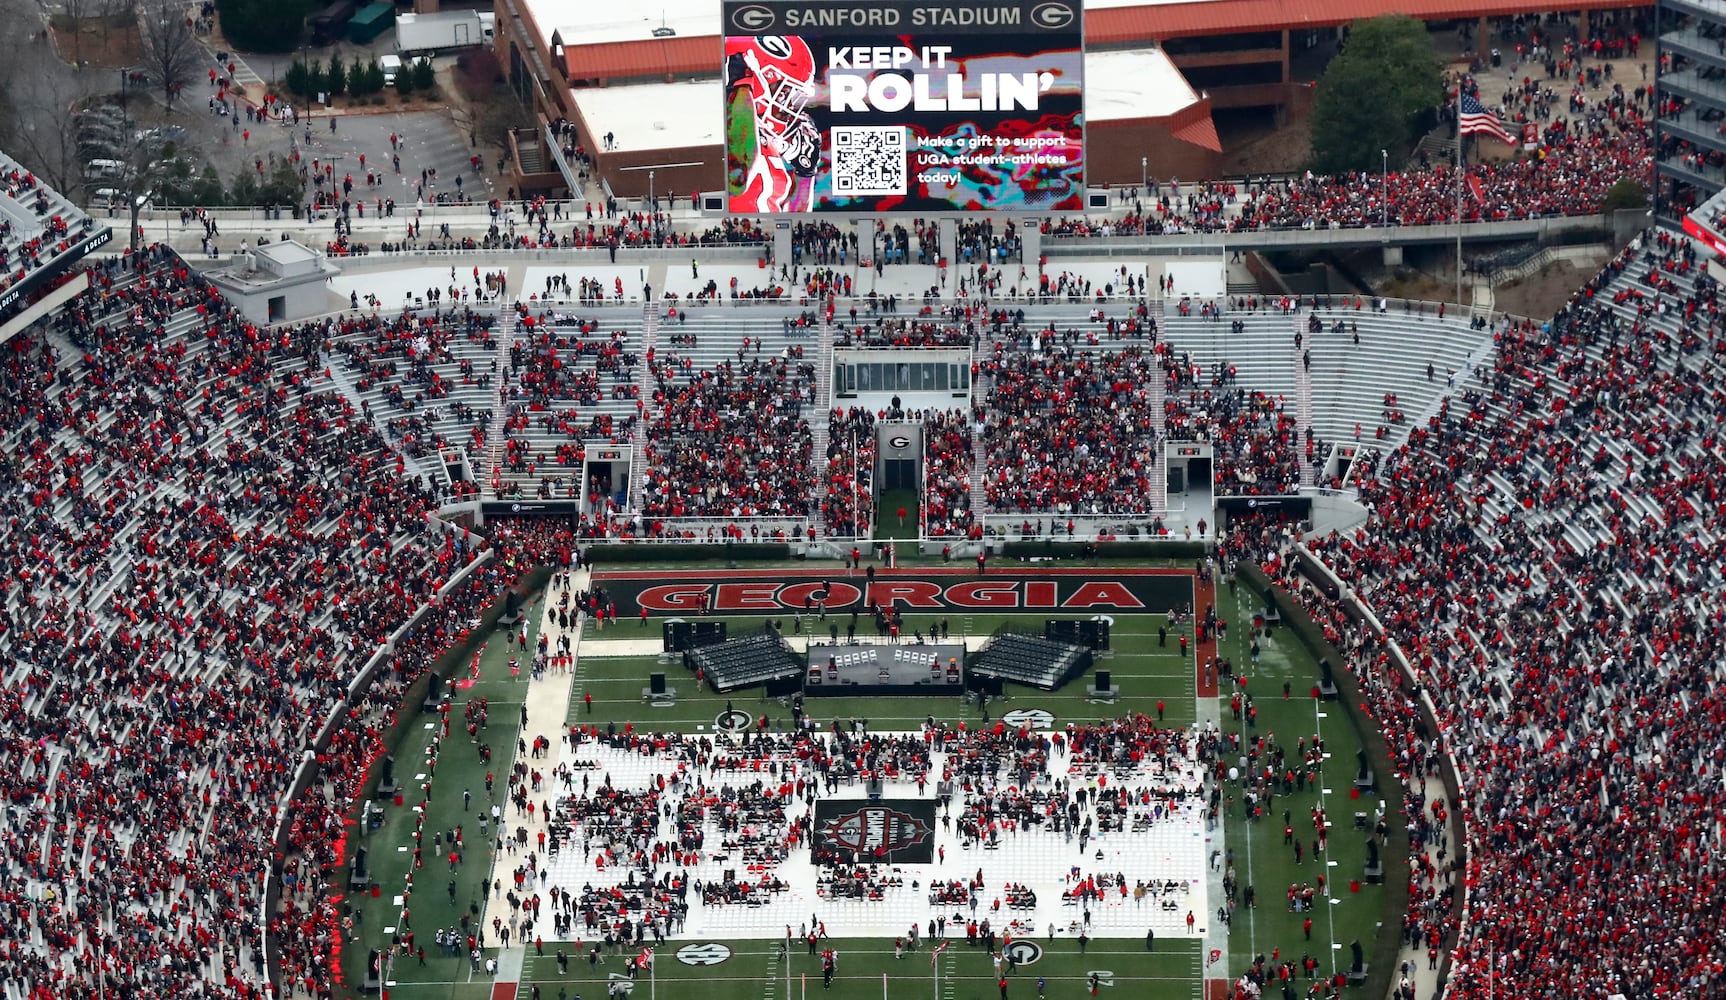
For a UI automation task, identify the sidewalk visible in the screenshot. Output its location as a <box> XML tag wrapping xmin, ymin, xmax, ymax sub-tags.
<box><xmin>480</xmin><ymin>568</ymin><xmax>587</xmax><ymax>960</ymax></box>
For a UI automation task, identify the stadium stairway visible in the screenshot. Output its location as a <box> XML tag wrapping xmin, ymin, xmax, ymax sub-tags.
<box><xmin>1294</xmin><ymin>316</ymin><xmax>1315</xmax><ymax>488</ymax></box>
<box><xmin>968</xmin><ymin>329</ymin><xmax>991</xmax><ymax>529</ymax></box>
<box><xmin>483</xmin><ymin>299</ymin><xmax>513</xmax><ymax>491</ymax></box>
<box><xmin>1148</xmin><ymin>320</ymin><xmax>1169</xmax><ymax>516</ymax></box>
<box><xmin>809</xmin><ymin>311</ymin><xmax>837</xmax><ymax>534</ymax></box>
<box><xmin>627</xmin><ymin>298</ymin><xmax>658</xmax><ymax>512</ymax></box>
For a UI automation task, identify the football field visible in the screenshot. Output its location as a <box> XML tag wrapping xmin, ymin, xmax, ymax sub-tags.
<box><xmin>338</xmin><ymin>559</ymin><xmax>1390</xmax><ymax>1000</ymax></box>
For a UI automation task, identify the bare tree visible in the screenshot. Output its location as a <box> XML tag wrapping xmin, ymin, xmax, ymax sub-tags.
<box><xmin>58</xmin><ymin>0</ymin><xmax>92</xmax><ymax>64</ymax></box>
<box><xmin>0</xmin><ymin>70</ymin><xmax>88</xmax><ymax>197</ymax></box>
<box><xmin>92</xmin><ymin>0</ymin><xmax>138</xmax><ymax>54</ymax></box>
<box><xmin>450</xmin><ymin>83</ymin><xmax>533</xmax><ymax>160</ymax></box>
<box><xmin>138</xmin><ymin>0</ymin><xmax>200</xmax><ymax>108</ymax></box>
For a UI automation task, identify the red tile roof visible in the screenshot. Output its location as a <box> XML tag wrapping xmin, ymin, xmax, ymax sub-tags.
<box><xmin>1089</xmin><ymin>0</ymin><xmax>1647</xmax><ymax>44</ymax></box>
<box><xmin>563</xmin><ymin>36</ymin><xmax>713</xmax><ymax>80</ymax></box>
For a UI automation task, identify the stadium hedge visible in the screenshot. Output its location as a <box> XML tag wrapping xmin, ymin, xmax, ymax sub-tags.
<box><xmin>586</xmin><ymin>542</ymin><xmax>793</xmax><ymax>563</ymax></box>
<box><xmin>1237</xmin><ymin>562</ymin><xmax>1410</xmax><ymax>1000</ymax></box>
<box><xmin>999</xmin><ymin>540</ymin><xmax>1207</xmax><ymax>561</ymax></box>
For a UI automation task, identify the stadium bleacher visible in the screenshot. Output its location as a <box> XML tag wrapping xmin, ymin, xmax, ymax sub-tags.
<box><xmin>0</xmin><ymin>54</ymin><xmax>1693</xmax><ymax>996</ymax></box>
<box><xmin>968</xmin><ymin>632</ymin><xmax>1093</xmax><ymax>691</ymax></box>
<box><xmin>687</xmin><ymin>628</ymin><xmax>805</xmax><ymax>694</ymax></box>
<box><xmin>1229</xmin><ymin>229</ymin><xmax>1726</xmax><ymax>999</ymax></box>
<box><xmin>0</xmin><ymin>151</ymin><xmax>106</xmax><ymax>320</ymax></box>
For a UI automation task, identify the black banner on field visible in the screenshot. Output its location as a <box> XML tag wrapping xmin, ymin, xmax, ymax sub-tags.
<box><xmin>1215</xmin><ymin>496</ymin><xmax>1313</xmax><ymax>517</ymax></box>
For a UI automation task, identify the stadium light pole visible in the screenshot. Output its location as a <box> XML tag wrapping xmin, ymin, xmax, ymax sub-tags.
<box><xmin>1380</xmin><ymin>150</ymin><xmax>1387</xmax><ymax>228</ymax></box>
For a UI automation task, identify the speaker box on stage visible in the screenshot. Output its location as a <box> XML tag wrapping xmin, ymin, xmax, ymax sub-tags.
<box><xmin>650</xmin><ymin>672</ymin><xmax>667</xmax><ymax>695</ymax></box>
<box><xmin>694</xmin><ymin>621</ymin><xmax>728</xmax><ymax>645</ymax></box>
<box><xmin>1095</xmin><ymin>669</ymin><xmax>1111</xmax><ymax>690</ymax></box>
<box><xmin>1046</xmin><ymin>619</ymin><xmax>1111</xmax><ymax>651</ymax></box>
<box><xmin>663</xmin><ymin>620</ymin><xmax>693</xmax><ymax>652</ymax></box>
<box><xmin>498</xmin><ymin>589</ymin><xmax>524</xmax><ymax>626</ymax></box>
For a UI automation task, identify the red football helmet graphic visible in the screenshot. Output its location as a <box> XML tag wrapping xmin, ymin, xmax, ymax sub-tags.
<box><xmin>726</xmin><ymin>35</ymin><xmax>816</xmax><ymax>144</ymax></box>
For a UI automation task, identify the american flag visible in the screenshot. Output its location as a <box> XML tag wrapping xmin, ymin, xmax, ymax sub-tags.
<box><xmin>1459</xmin><ymin>92</ymin><xmax>1515</xmax><ymax>145</ymax></box>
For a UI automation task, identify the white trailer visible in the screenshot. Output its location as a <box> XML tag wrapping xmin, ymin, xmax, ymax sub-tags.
<box><xmin>394</xmin><ymin>10</ymin><xmax>491</xmax><ymax>55</ymax></box>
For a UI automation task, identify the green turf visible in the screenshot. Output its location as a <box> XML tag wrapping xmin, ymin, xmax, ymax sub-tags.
<box><xmin>1210</xmin><ymin>580</ymin><xmax>1387</xmax><ymax>980</ymax></box>
<box><xmin>337</xmin><ymin>567</ymin><xmax>1392</xmax><ymax>1000</ymax></box>
<box><xmin>876</xmin><ymin>490</ymin><xmax>921</xmax><ymax>541</ymax></box>
<box><xmin>339</xmin><ymin>593</ymin><xmax>550</xmax><ymax>997</ymax></box>
<box><xmin>511</xmin><ymin>936</ymin><xmax>1204</xmax><ymax>1000</ymax></box>
<box><xmin>570</xmin><ymin>608</ymin><xmax>1199</xmax><ymax>733</ymax></box>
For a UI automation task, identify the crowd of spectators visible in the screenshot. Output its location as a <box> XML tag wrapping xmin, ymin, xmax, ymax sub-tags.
<box><xmin>819</xmin><ymin>407</ymin><xmax>876</xmax><ymax>537</ymax></box>
<box><xmin>0</xmin><ymin>154</ymin><xmax>100</xmax><ymax>299</ymax></box>
<box><xmin>1165</xmin><ymin>382</ymin><xmax>1304</xmax><ymax>496</ymax></box>
<box><xmin>0</xmin><ymin>246</ymin><xmax>497</xmax><ymax>999</ymax></box>
<box><xmin>979</xmin><ymin>344</ymin><xmax>1161</xmax><ymax>514</ymax></box>
<box><xmin>321</xmin><ymin>305</ymin><xmax>497</xmax><ymax>458</ymax></box>
<box><xmin>1046</xmin><ymin>56</ymin><xmax>1649</xmax><ymax>239</ymax></box>
<box><xmin>920</xmin><ymin>408</ymin><xmax>977</xmax><ymax>539</ymax></box>
<box><xmin>834</xmin><ymin>315</ymin><xmax>973</xmax><ymax>349</ymax></box>
<box><xmin>1246</xmin><ymin>228</ymin><xmax>1726</xmax><ymax>998</ymax></box>
<box><xmin>506</xmin><ymin>318</ymin><xmax>637</xmax><ymax>407</ymax></box>
<box><xmin>640</xmin><ymin>352</ymin><xmax>816</xmax><ymax>520</ymax></box>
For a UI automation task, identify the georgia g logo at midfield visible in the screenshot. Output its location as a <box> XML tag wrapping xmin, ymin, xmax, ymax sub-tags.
<box><xmin>820</xmin><ymin>805</ymin><xmax>932</xmax><ymax>856</ymax></box>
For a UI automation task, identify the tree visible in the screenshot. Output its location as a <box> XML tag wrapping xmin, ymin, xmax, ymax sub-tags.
<box><xmin>214</xmin><ymin>0</ymin><xmax>314</xmax><ymax>53</ymax></box>
<box><xmin>0</xmin><ymin>71</ymin><xmax>90</xmax><ymax>197</ymax></box>
<box><xmin>394</xmin><ymin>64</ymin><xmax>416</xmax><ymax>97</ymax></box>
<box><xmin>324</xmin><ymin>55</ymin><xmax>347</xmax><ymax>97</ymax></box>
<box><xmin>1601</xmin><ymin>177</ymin><xmax>1649</xmax><ymax>214</ymax></box>
<box><xmin>228</xmin><ymin>154</ymin><xmax>304</xmax><ymax>207</ymax></box>
<box><xmin>139</xmin><ymin>0</ymin><xmax>202</xmax><ymax>107</ymax></box>
<box><xmin>451</xmin><ymin>83</ymin><xmax>533</xmax><ymax>154</ymax></box>
<box><xmin>1308</xmin><ymin>15</ymin><xmax>1440</xmax><ymax>174</ymax></box>
<box><xmin>411</xmin><ymin>57</ymin><xmax>435</xmax><ymax>93</ymax></box>
<box><xmin>284</xmin><ymin>59</ymin><xmax>312</xmax><ymax>99</ymax></box>
<box><xmin>351</xmin><ymin>59</ymin><xmax>384</xmax><ymax>97</ymax></box>
<box><xmin>156</xmin><ymin>157</ymin><xmax>225</xmax><ymax>206</ymax></box>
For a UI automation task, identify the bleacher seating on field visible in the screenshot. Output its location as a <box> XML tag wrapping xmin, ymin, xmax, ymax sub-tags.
<box><xmin>969</xmin><ymin>633</ymin><xmax>1092</xmax><ymax>691</ymax></box>
<box><xmin>688</xmin><ymin>628</ymin><xmax>804</xmax><ymax>693</ymax></box>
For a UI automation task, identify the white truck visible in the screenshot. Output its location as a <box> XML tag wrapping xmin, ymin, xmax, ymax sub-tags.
<box><xmin>394</xmin><ymin>10</ymin><xmax>494</xmax><ymax>55</ymax></box>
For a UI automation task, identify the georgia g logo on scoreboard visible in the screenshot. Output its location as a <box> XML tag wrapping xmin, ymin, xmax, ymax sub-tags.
<box><xmin>731</xmin><ymin>4</ymin><xmax>775</xmax><ymax>31</ymax></box>
<box><xmin>1029</xmin><ymin>2</ymin><xmax>1076</xmax><ymax>29</ymax></box>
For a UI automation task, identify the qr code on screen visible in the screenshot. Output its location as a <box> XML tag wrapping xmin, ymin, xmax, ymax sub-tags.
<box><xmin>831</xmin><ymin>126</ymin><xmax>908</xmax><ymax>196</ymax></box>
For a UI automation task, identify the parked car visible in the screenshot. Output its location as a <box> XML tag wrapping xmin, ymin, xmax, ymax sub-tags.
<box><xmin>84</xmin><ymin>158</ymin><xmax>130</xmax><ymax>181</ymax></box>
<box><xmin>78</xmin><ymin>140</ymin><xmax>127</xmax><ymax>161</ymax></box>
<box><xmin>76</xmin><ymin>106</ymin><xmax>129</xmax><ymax>126</ymax></box>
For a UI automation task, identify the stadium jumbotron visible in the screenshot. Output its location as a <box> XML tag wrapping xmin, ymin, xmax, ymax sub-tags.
<box><xmin>493</xmin><ymin>0</ymin><xmax>1648</xmax><ymax>200</ymax></box>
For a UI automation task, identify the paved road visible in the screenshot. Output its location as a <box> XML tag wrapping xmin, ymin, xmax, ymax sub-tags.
<box><xmin>304</xmin><ymin>109</ymin><xmax>499</xmax><ymax>212</ymax></box>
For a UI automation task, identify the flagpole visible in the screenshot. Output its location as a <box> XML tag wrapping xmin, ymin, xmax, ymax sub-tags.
<box><xmin>1455</xmin><ymin>84</ymin><xmax>1464</xmax><ymax>313</ymax></box>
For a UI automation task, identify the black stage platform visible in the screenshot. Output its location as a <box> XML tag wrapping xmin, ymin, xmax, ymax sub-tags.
<box><xmin>804</xmin><ymin>641</ymin><xmax>966</xmax><ymax>696</ymax></box>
